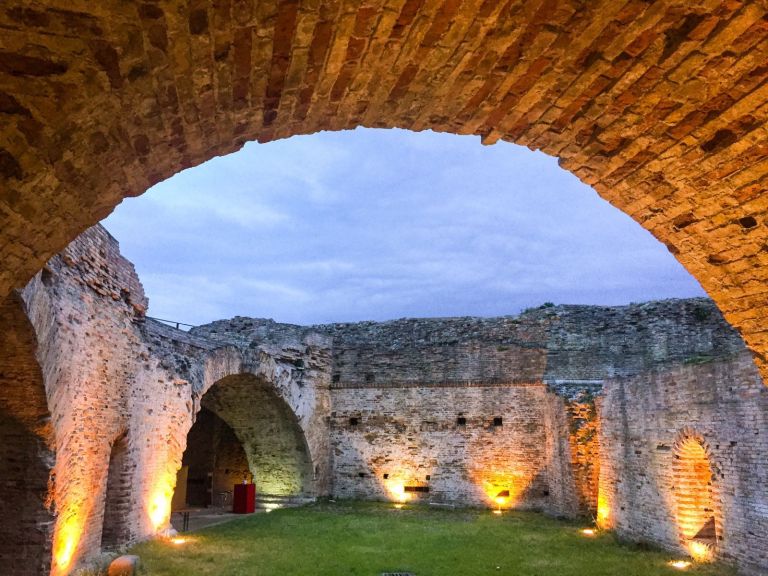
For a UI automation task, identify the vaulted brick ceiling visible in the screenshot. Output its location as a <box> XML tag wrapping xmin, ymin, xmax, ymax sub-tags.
<box><xmin>1</xmin><ymin>1</ymin><xmax>768</xmax><ymax>377</ymax></box>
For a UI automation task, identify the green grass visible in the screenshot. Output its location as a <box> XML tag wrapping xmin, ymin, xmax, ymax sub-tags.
<box><xmin>130</xmin><ymin>501</ymin><xmax>734</xmax><ymax>576</ymax></box>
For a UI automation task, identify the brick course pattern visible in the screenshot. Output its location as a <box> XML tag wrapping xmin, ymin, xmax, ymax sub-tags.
<box><xmin>3</xmin><ymin>1</ymin><xmax>768</xmax><ymax>387</ymax></box>
<box><xmin>3</xmin><ymin>225</ymin><xmax>767</xmax><ymax>576</ymax></box>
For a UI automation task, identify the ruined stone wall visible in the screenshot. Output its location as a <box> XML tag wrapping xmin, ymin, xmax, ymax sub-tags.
<box><xmin>330</xmin><ymin>383</ymin><xmax>551</xmax><ymax>509</ymax></box>
<box><xmin>9</xmin><ymin>224</ymin><xmax>768</xmax><ymax>576</ymax></box>
<box><xmin>18</xmin><ymin>226</ymin><xmax>198</xmax><ymax>575</ymax></box>
<box><xmin>195</xmin><ymin>302</ymin><xmax>750</xmax><ymax>520</ymax></box>
<box><xmin>599</xmin><ymin>352</ymin><xmax>768</xmax><ymax>574</ymax></box>
<box><xmin>13</xmin><ymin>227</ymin><xmax>334</xmax><ymax>574</ymax></box>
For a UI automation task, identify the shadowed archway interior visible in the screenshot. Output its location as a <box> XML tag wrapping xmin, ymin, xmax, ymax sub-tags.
<box><xmin>176</xmin><ymin>408</ymin><xmax>250</xmax><ymax>509</ymax></box>
<box><xmin>195</xmin><ymin>374</ymin><xmax>314</xmax><ymax>499</ymax></box>
<box><xmin>0</xmin><ymin>294</ymin><xmax>55</xmax><ymax>576</ymax></box>
<box><xmin>100</xmin><ymin>433</ymin><xmax>132</xmax><ymax>550</ymax></box>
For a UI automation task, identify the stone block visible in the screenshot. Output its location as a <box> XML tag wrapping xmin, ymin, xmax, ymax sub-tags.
<box><xmin>108</xmin><ymin>555</ymin><xmax>141</xmax><ymax>576</ymax></box>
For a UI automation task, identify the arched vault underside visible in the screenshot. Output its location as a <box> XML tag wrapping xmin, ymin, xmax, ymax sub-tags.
<box><xmin>2</xmin><ymin>1</ymin><xmax>768</xmax><ymax>376</ymax></box>
<box><xmin>201</xmin><ymin>374</ymin><xmax>315</xmax><ymax>497</ymax></box>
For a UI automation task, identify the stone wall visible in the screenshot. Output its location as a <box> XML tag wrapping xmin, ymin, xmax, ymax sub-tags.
<box><xmin>14</xmin><ymin>226</ymin><xmax>332</xmax><ymax>575</ymax></box>
<box><xmin>329</xmin><ymin>383</ymin><xmax>551</xmax><ymax>509</ymax></box>
<box><xmin>599</xmin><ymin>351</ymin><xmax>768</xmax><ymax>574</ymax></box>
<box><xmin>5</xmin><ymin>225</ymin><xmax>768</xmax><ymax>575</ymax></box>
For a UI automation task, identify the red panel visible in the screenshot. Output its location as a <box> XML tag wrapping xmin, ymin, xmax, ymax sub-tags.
<box><xmin>233</xmin><ymin>483</ymin><xmax>256</xmax><ymax>514</ymax></box>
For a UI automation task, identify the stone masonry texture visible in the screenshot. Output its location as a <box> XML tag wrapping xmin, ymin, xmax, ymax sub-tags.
<box><xmin>4</xmin><ymin>0</ymin><xmax>768</xmax><ymax>391</ymax></box>
<box><xmin>4</xmin><ymin>224</ymin><xmax>768</xmax><ymax>576</ymax></box>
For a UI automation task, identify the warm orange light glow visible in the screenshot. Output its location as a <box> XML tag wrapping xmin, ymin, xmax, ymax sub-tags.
<box><xmin>384</xmin><ymin>479</ymin><xmax>413</xmax><ymax>503</ymax></box>
<box><xmin>170</xmin><ymin>537</ymin><xmax>188</xmax><ymax>545</ymax></box>
<box><xmin>669</xmin><ymin>560</ymin><xmax>691</xmax><ymax>570</ymax></box>
<box><xmin>688</xmin><ymin>540</ymin><xmax>714</xmax><ymax>563</ymax></box>
<box><xmin>148</xmin><ymin>474</ymin><xmax>175</xmax><ymax>531</ymax></box>
<box><xmin>478</xmin><ymin>476</ymin><xmax>517</xmax><ymax>510</ymax></box>
<box><xmin>492</xmin><ymin>510</ymin><xmax>503</xmax><ymax>515</ymax></box>
<box><xmin>581</xmin><ymin>528</ymin><xmax>596</xmax><ymax>536</ymax></box>
<box><xmin>674</xmin><ymin>437</ymin><xmax>716</xmax><ymax>542</ymax></box>
<box><xmin>53</xmin><ymin>516</ymin><xmax>82</xmax><ymax>573</ymax></box>
<box><xmin>51</xmin><ymin>485</ymin><xmax>95</xmax><ymax>576</ymax></box>
<box><xmin>596</xmin><ymin>493</ymin><xmax>611</xmax><ymax>528</ymax></box>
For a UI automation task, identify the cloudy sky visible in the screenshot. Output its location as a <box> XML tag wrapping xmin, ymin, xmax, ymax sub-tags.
<box><xmin>102</xmin><ymin>128</ymin><xmax>705</xmax><ymax>326</ymax></box>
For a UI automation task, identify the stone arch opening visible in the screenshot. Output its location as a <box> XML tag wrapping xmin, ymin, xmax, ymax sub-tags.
<box><xmin>673</xmin><ymin>430</ymin><xmax>719</xmax><ymax>559</ymax></box>
<box><xmin>100</xmin><ymin>432</ymin><xmax>132</xmax><ymax>550</ymax></box>
<box><xmin>174</xmin><ymin>407</ymin><xmax>250</xmax><ymax>509</ymax></box>
<box><xmin>0</xmin><ymin>293</ymin><xmax>55</xmax><ymax>576</ymax></box>
<box><xmin>3</xmin><ymin>2</ymin><xmax>768</xmax><ymax>384</ymax></box>
<box><xmin>200</xmin><ymin>373</ymin><xmax>315</xmax><ymax>501</ymax></box>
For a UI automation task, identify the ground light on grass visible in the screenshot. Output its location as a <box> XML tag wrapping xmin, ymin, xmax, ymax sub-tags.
<box><xmin>130</xmin><ymin>501</ymin><xmax>735</xmax><ymax>576</ymax></box>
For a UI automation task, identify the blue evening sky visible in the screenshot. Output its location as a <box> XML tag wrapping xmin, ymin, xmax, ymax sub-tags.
<box><xmin>102</xmin><ymin>128</ymin><xmax>705</xmax><ymax>326</ymax></box>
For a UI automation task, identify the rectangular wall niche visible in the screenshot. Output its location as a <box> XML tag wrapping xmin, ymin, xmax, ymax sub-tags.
<box><xmin>404</xmin><ymin>486</ymin><xmax>430</xmax><ymax>493</ymax></box>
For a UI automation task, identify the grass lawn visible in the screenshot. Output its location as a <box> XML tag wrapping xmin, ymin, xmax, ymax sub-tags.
<box><xmin>130</xmin><ymin>501</ymin><xmax>734</xmax><ymax>576</ymax></box>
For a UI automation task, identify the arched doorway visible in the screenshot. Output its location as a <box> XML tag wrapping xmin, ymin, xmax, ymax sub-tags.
<box><xmin>173</xmin><ymin>372</ymin><xmax>314</xmax><ymax>517</ymax></box>
<box><xmin>673</xmin><ymin>430</ymin><xmax>720</xmax><ymax>561</ymax></box>
<box><xmin>0</xmin><ymin>294</ymin><xmax>55</xmax><ymax>576</ymax></box>
<box><xmin>173</xmin><ymin>408</ymin><xmax>250</xmax><ymax>510</ymax></box>
<box><xmin>100</xmin><ymin>433</ymin><xmax>132</xmax><ymax>550</ymax></box>
<box><xmin>201</xmin><ymin>374</ymin><xmax>314</xmax><ymax>500</ymax></box>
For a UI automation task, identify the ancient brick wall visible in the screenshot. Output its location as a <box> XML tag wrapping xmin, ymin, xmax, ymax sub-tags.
<box><xmin>8</xmin><ymin>224</ymin><xmax>768</xmax><ymax>576</ymax></box>
<box><xmin>329</xmin><ymin>383</ymin><xmax>551</xmax><ymax>509</ymax></box>
<box><xmin>14</xmin><ymin>225</ymin><xmax>334</xmax><ymax>574</ymax></box>
<box><xmin>0</xmin><ymin>293</ymin><xmax>55</xmax><ymax>576</ymax></box>
<box><xmin>18</xmin><ymin>226</ymin><xmax>190</xmax><ymax>575</ymax></box>
<box><xmin>599</xmin><ymin>352</ymin><xmax>768</xmax><ymax>574</ymax></box>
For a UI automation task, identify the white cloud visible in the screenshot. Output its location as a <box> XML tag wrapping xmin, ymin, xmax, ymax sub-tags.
<box><xmin>102</xmin><ymin>128</ymin><xmax>705</xmax><ymax>326</ymax></box>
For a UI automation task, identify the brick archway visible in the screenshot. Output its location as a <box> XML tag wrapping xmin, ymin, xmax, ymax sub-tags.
<box><xmin>672</xmin><ymin>428</ymin><xmax>721</xmax><ymax>561</ymax></box>
<box><xmin>2</xmin><ymin>1</ymin><xmax>768</xmax><ymax>379</ymax></box>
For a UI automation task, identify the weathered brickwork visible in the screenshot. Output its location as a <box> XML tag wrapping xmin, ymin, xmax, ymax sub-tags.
<box><xmin>3</xmin><ymin>226</ymin><xmax>768</xmax><ymax>575</ymax></box>
<box><xmin>179</xmin><ymin>408</ymin><xmax>250</xmax><ymax>507</ymax></box>
<box><xmin>13</xmin><ymin>227</ymin><xmax>331</xmax><ymax>575</ymax></box>
<box><xmin>0</xmin><ymin>294</ymin><xmax>55</xmax><ymax>576</ymax></box>
<box><xmin>329</xmin><ymin>384</ymin><xmax>552</xmax><ymax>509</ymax></box>
<box><xmin>3</xmin><ymin>1</ymin><xmax>768</xmax><ymax>391</ymax></box>
<box><xmin>599</xmin><ymin>352</ymin><xmax>768</xmax><ymax>574</ymax></box>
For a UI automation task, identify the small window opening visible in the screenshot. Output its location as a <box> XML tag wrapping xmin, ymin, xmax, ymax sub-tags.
<box><xmin>383</xmin><ymin>473</ymin><xmax>389</xmax><ymax>479</ymax></box>
<box><xmin>349</xmin><ymin>417</ymin><xmax>359</xmax><ymax>427</ymax></box>
<box><xmin>456</xmin><ymin>416</ymin><xmax>467</xmax><ymax>426</ymax></box>
<box><xmin>492</xmin><ymin>417</ymin><xmax>503</xmax><ymax>427</ymax></box>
